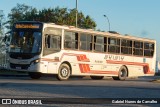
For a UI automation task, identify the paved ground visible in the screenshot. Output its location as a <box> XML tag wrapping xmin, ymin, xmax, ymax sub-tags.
<box><xmin>0</xmin><ymin>76</ymin><xmax>160</xmax><ymax>107</ymax></box>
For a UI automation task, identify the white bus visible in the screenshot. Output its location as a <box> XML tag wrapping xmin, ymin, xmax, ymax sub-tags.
<box><xmin>8</xmin><ymin>21</ymin><xmax>156</xmax><ymax>80</ymax></box>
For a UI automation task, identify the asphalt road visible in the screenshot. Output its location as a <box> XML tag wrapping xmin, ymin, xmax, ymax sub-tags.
<box><xmin>0</xmin><ymin>76</ymin><xmax>160</xmax><ymax>107</ymax></box>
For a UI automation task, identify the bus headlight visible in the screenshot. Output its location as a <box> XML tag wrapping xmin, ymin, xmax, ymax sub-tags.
<box><xmin>32</xmin><ymin>59</ymin><xmax>41</xmax><ymax>65</ymax></box>
<box><xmin>35</xmin><ymin>59</ymin><xmax>40</xmax><ymax>63</ymax></box>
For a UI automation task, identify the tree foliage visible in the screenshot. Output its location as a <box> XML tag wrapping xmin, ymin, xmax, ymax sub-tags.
<box><xmin>5</xmin><ymin>3</ymin><xmax>96</xmax><ymax>31</ymax></box>
<box><xmin>0</xmin><ymin>10</ymin><xmax>5</xmax><ymax>36</ymax></box>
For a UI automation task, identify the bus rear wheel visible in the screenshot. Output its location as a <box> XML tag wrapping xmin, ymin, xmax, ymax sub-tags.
<box><xmin>90</xmin><ymin>76</ymin><xmax>104</xmax><ymax>80</ymax></box>
<box><xmin>29</xmin><ymin>72</ymin><xmax>41</xmax><ymax>79</ymax></box>
<box><xmin>56</xmin><ymin>63</ymin><xmax>71</xmax><ymax>81</ymax></box>
<box><xmin>112</xmin><ymin>66</ymin><xmax>128</xmax><ymax>81</ymax></box>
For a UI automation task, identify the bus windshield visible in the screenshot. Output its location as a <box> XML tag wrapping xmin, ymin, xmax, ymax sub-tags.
<box><xmin>10</xmin><ymin>31</ymin><xmax>42</xmax><ymax>54</ymax></box>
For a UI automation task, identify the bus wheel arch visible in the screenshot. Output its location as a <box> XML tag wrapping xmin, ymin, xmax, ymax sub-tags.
<box><xmin>112</xmin><ymin>65</ymin><xmax>128</xmax><ymax>81</ymax></box>
<box><xmin>56</xmin><ymin>61</ymin><xmax>71</xmax><ymax>81</ymax></box>
<box><xmin>123</xmin><ymin>65</ymin><xmax>129</xmax><ymax>77</ymax></box>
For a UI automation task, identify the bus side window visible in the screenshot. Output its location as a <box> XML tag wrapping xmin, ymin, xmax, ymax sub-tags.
<box><xmin>44</xmin><ymin>35</ymin><xmax>50</xmax><ymax>48</ymax></box>
<box><xmin>121</xmin><ymin>39</ymin><xmax>132</xmax><ymax>55</ymax></box>
<box><xmin>94</xmin><ymin>35</ymin><xmax>106</xmax><ymax>52</ymax></box>
<box><xmin>108</xmin><ymin>37</ymin><xmax>120</xmax><ymax>53</ymax></box>
<box><xmin>47</xmin><ymin>35</ymin><xmax>50</xmax><ymax>48</ymax></box>
<box><xmin>144</xmin><ymin>43</ymin><xmax>154</xmax><ymax>57</ymax></box>
<box><xmin>133</xmin><ymin>41</ymin><xmax>143</xmax><ymax>56</ymax></box>
<box><xmin>43</xmin><ymin>34</ymin><xmax>61</xmax><ymax>55</ymax></box>
<box><xmin>79</xmin><ymin>34</ymin><xmax>92</xmax><ymax>51</ymax></box>
<box><xmin>64</xmin><ymin>31</ymin><xmax>78</xmax><ymax>49</ymax></box>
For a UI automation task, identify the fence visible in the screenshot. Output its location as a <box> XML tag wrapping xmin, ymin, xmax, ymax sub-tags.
<box><xmin>0</xmin><ymin>52</ymin><xmax>8</xmax><ymax>69</ymax></box>
<box><xmin>0</xmin><ymin>35</ymin><xmax>10</xmax><ymax>69</ymax></box>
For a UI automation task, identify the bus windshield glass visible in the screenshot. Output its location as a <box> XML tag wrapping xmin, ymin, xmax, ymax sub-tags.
<box><xmin>10</xmin><ymin>31</ymin><xmax>42</xmax><ymax>54</ymax></box>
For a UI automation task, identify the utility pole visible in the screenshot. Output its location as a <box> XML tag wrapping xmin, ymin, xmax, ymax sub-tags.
<box><xmin>76</xmin><ymin>0</ymin><xmax>78</xmax><ymax>27</ymax></box>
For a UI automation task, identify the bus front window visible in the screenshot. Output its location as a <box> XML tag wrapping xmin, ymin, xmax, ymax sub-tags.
<box><xmin>10</xmin><ymin>31</ymin><xmax>42</xmax><ymax>54</ymax></box>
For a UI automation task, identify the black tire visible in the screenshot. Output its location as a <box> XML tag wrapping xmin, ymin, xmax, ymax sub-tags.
<box><xmin>112</xmin><ymin>66</ymin><xmax>128</xmax><ymax>80</ymax></box>
<box><xmin>29</xmin><ymin>72</ymin><xmax>41</xmax><ymax>79</ymax></box>
<box><xmin>56</xmin><ymin>63</ymin><xmax>71</xmax><ymax>81</ymax></box>
<box><xmin>90</xmin><ymin>76</ymin><xmax>104</xmax><ymax>80</ymax></box>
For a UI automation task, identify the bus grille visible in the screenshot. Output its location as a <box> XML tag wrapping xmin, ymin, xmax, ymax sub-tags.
<box><xmin>9</xmin><ymin>53</ymin><xmax>34</xmax><ymax>59</ymax></box>
<box><xmin>10</xmin><ymin>63</ymin><xmax>30</xmax><ymax>69</ymax></box>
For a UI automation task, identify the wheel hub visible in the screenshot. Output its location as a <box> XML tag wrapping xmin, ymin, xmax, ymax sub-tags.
<box><xmin>61</xmin><ymin>68</ymin><xmax>68</xmax><ymax>77</ymax></box>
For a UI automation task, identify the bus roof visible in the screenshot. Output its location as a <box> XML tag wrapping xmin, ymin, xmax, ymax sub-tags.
<box><xmin>16</xmin><ymin>21</ymin><xmax>155</xmax><ymax>42</ymax></box>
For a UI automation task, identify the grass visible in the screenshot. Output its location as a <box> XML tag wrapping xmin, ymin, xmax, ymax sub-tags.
<box><xmin>151</xmin><ymin>73</ymin><xmax>160</xmax><ymax>83</ymax></box>
<box><xmin>0</xmin><ymin>69</ymin><xmax>28</xmax><ymax>76</ymax></box>
<box><xmin>151</xmin><ymin>79</ymin><xmax>160</xmax><ymax>83</ymax></box>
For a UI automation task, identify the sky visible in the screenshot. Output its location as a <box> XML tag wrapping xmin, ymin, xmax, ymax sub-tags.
<box><xmin>0</xmin><ymin>0</ymin><xmax>160</xmax><ymax>60</ymax></box>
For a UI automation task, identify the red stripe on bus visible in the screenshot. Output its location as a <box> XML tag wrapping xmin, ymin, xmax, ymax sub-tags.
<box><xmin>79</xmin><ymin>64</ymin><xmax>84</xmax><ymax>73</ymax></box>
<box><xmin>84</xmin><ymin>55</ymin><xmax>87</xmax><ymax>59</ymax></box>
<box><xmin>84</xmin><ymin>64</ymin><xmax>90</xmax><ymax>72</ymax></box>
<box><xmin>83</xmin><ymin>55</ymin><xmax>86</xmax><ymax>60</ymax></box>
<box><xmin>80</xmin><ymin>55</ymin><xmax>83</xmax><ymax>60</ymax></box>
<box><xmin>106</xmin><ymin>60</ymin><xmax>154</xmax><ymax>74</ymax></box>
<box><xmin>86</xmin><ymin>64</ymin><xmax>90</xmax><ymax>72</ymax></box>
<box><xmin>79</xmin><ymin>55</ymin><xmax>82</xmax><ymax>61</ymax></box>
<box><xmin>59</xmin><ymin>53</ymin><xmax>90</xmax><ymax>62</ymax></box>
<box><xmin>78</xmin><ymin>64</ymin><xmax>118</xmax><ymax>75</ymax></box>
<box><xmin>146</xmin><ymin>71</ymin><xmax>155</xmax><ymax>74</ymax></box>
<box><xmin>89</xmin><ymin>70</ymin><xmax>118</xmax><ymax>75</ymax></box>
<box><xmin>41</xmin><ymin>58</ymin><xmax>60</xmax><ymax>62</ymax></box>
<box><xmin>83</xmin><ymin>64</ymin><xmax>88</xmax><ymax>72</ymax></box>
<box><xmin>42</xmin><ymin>53</ymin><xmax>154</xmax><ymax>75</ymax></box>
<box><xmin>106</xmin><ymin>60</ymin><xmax>148</xmax><ymax>66</ymax></box>
<box><xmin>77</xmin><ymin>56</ymin><xmax>81</xmax><ymax>61</ymax></box>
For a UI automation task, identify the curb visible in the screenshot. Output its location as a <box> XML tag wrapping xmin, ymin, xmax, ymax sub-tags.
<box><xmin>0</xmin><ymin>69</ymin><xmax>28</xmax><ymax>77</ymax></box>
<box><xmin>0</xmin><ymin>74</ymin><xmax>29</xmax><ymax>77</ymax></box>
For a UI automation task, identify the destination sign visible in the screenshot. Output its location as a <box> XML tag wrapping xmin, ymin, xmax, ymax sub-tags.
<box><xmin>15</xmin><ymin>24</ymin><xmax>40</xmax><ymax>29</ymax></box>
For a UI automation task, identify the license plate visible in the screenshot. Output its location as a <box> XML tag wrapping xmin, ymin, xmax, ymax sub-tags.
<box><xmin>16</xmin><ymin>67</ymin><xmax>21</xmax><ymax>70</ymax></box>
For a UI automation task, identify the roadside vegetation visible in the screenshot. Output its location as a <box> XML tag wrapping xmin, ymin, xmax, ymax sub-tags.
<box><xmin>0</xmin><ymin>3</ymin><xmax>97</xmax><ymax>75</ymax></box>
<box><xmin>4</xmin><ymin>3</ymin><xmax>97</xmax><ymax>34</ymax></box>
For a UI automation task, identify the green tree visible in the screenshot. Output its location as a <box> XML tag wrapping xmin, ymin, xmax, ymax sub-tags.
<box><xmin>5</xmin><ymin>3</ymin><xmax>97</xmax><ymax>30</ymax></box>
<box><xmin>4</xmin><ymin>3</ymin><xmax>33</xmax><ymax>31</ymax></box>
<box><xmin>25</xmin><ymin>8</ymin><xmax>38</xmax><ymax>21</ymax></box>
<box><xmin>0</xmin><ymin>10</ymin><xmax>5</xmax><ymax>36</ymax></box>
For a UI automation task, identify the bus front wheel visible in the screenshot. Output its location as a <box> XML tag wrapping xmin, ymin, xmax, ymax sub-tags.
<box><xmin>29</xmin><ymin>72</ymin><xmax>41</xmax><ymax>79</ymax></box>
<box><xmin>112</xmin><ymin>66</ymin><xmax>128</xmax><ymax>81</ymax></box>
<box><xmin>56</xmin><ymin>63</ymin><xmax>71</xmax><ymax>81</ymax></box>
